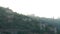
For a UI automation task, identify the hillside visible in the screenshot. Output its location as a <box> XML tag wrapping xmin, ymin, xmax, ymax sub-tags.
<box><xmin>0</xmin><ymin>7</ymin><xmax>40</xmax><ymax>34</ymax></box>
<box><xmin>0</xmin><ymin>7</ymin><xmax>60</xmax><ymax>34</ymax></box>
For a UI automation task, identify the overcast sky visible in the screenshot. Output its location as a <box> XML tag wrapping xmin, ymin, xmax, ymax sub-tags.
<box><xmin>0</xmin><ymin>0</ymin><xmax>60</xmax><ymax>18</ymax></box>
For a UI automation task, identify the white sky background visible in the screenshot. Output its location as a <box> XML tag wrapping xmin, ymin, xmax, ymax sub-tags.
<box><xmin>0</xmin><ymin>0</ymin><xmax>60</xmax><ymax>18</ymax></box>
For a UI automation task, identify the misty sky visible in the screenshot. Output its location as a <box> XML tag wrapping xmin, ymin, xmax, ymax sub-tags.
<box><xmin>0</xmin><ymin>0</ymin><xmax>60</xmax><ymax>18</ymax></box>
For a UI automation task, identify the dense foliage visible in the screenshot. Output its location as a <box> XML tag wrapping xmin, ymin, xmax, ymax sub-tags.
<box><xmin>0</xmin><ymin>7</ymin><xmax>40</xmax><ymax>34</ymax></box>
<box><xmin>0</xmin><ymin>7</ymin><xmax>60</xmax><ymax>34</ymax></box>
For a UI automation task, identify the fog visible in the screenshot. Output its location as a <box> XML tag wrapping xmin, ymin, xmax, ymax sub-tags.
<box><xmin>0</xmin><ymin>0</ymin><xmax>60</xmax><ymax>18</ymax></box>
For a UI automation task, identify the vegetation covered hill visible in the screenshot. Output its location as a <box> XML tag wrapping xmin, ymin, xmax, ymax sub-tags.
<box><xmin>0</xmin><ymin>7</ymin><xmax>60</xmax><ymax>34</ymax></box>
<box><xmin>0</xmin><ymin>7</ymin><xmax>40</xmax><ymax>34</ymax></box>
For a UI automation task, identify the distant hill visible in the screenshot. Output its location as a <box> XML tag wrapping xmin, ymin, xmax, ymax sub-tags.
<box><xmin>0</xmin><ymin>7</ymin><xmax>40</xmax><ymax>34</ymax></box>
<box><xmin>0</xmin><ymin>7</ymin><xmax>60</xmax><ymax>34</ymax></box>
